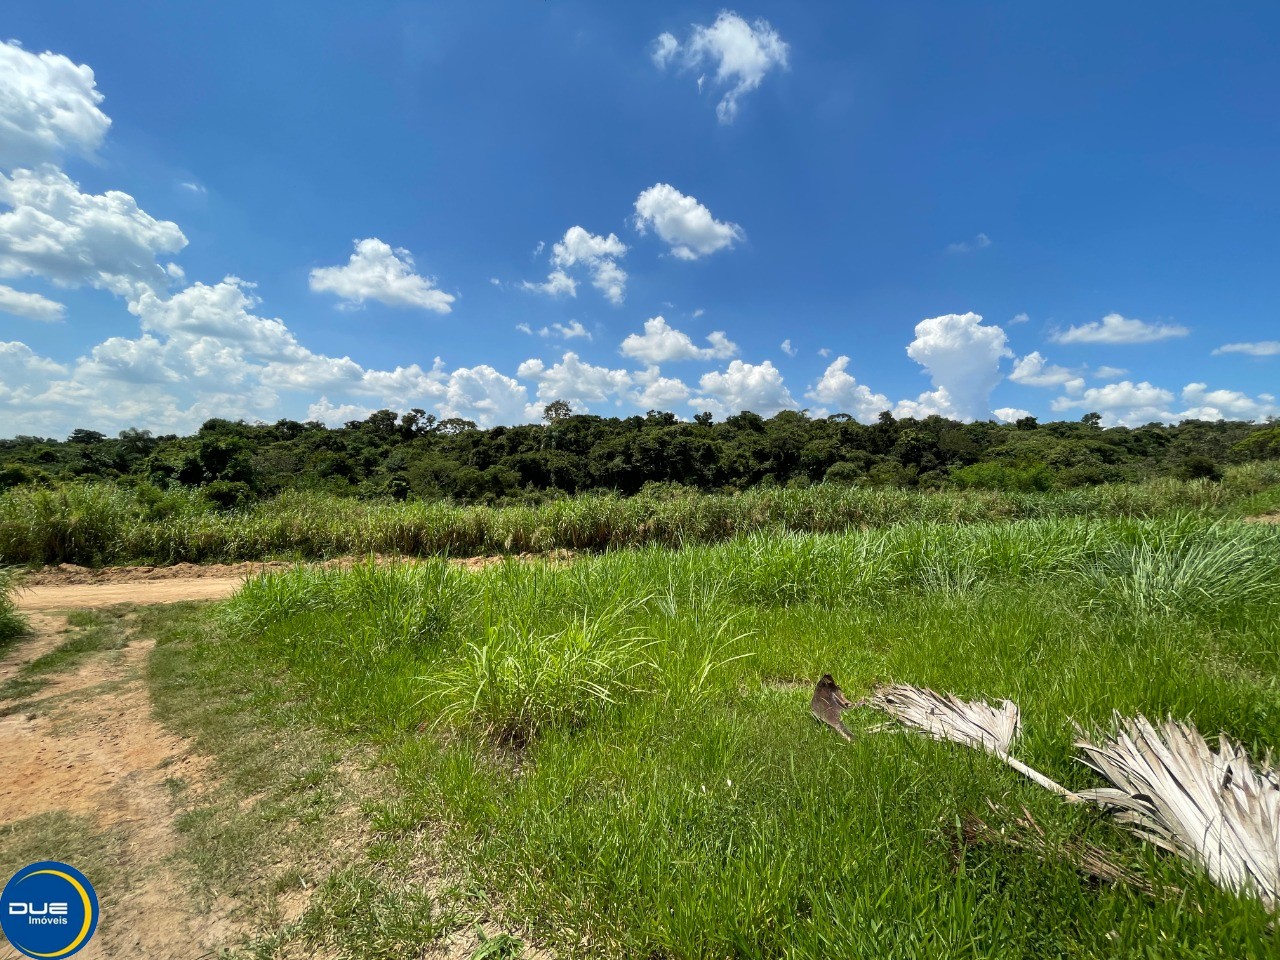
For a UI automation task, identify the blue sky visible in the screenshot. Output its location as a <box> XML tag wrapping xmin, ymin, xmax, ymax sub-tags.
<box><xmin>1</xmin><ymin>2</ymin><xmax>1277</xmax><ymax>438</ymax></box>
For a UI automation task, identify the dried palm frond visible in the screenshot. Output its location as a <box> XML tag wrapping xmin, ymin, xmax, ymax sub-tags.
<box><xmin>811</xmin><ymin>673</ymin><xmax>857</xmax><ymax>741</ymax></box>
<box><xmin>1075</xmin><ymin>715</ymin><xmax>1280</xmax><ymax>911</ymax></box>
<box><xmin>956</xmin><ymin>801</ymin><xmax>1182</xmax><ymax>901</ymax></box>
<box><xmin>867</xmin><ymin>684</ymin><xmax>1078</xmax><ymax>800</ymax></box>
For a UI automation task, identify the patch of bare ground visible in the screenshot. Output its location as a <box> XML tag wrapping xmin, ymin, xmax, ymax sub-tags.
<box><xmin>12</xmin><ymin>551</ymin><xmax>575</xmax><ymax>611</ymax></box>
<box><xmin>0</xmin><ymin>616</ymin><xmax>232</xmax><ymax>958</ymax></box>
<box><xmin>1244</xmin><ymin>511</ymin><xmax>1280</xmax><ymax>524</ymax></box>
<box><xmin>0</xmin><ymin>611</ymin><xmax>69</xmax><ymax>681</ymax></box>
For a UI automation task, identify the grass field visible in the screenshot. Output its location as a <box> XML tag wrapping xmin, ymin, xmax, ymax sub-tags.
<box><xmin>200</xmin><ymin>511</ymin><xmax>1280</xmax><ymax>958</ymax></box>
<box><xmin>1</xmin><ymin>462</ymin><xmax>1279</xmax><ymax>566</ymax></box>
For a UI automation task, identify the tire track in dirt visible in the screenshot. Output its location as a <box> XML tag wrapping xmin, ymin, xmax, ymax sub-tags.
<box><xmin>0</xmin><ymin>616</ymin><xmax>233</xmax><ymax>958</ymax></box>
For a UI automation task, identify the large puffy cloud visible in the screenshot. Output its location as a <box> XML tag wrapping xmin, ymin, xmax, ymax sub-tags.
<box><xmin>0</xmin><ymin>283</ymin><xmax>64</xmax><ymax>321</ymax></box>
<box><xmin>305</xmin><ymin>396</ymin><xmax>376</xmax><ymax>427</ymax></box>
<box><xmin>0</xmin><ymin>41</ymin><xmax>111</xmax><ymax>168</ymax></box>
<box><xmin>631</xmin><ymin>366</ymin><xmax>692</xmax><ymax>410</ymax></box>
<box><xmin>0</xmin><ymin>166</ymin><xmax>187</xmax><ymax>297</ymax></box>
<box><xmin>1052</xmin><ymin>313</ymin><xmax>1188</xmax><ymax>345</ymax></box>
<box><xmin>0</xmin><ymin>340</ymin><xmax>68</xmax><ymax>406</ymax></box>
<box><xmin>804</xmin><ymin>356</ymin><xmax>891</xmax><ymax>421</ymax></box>
<box><xmin>1049</xmin><ymin>381</ymin><xmax>1184</xmax><ymax>426</ymax></box>
<box><xmin>437</xmin><ymin>364</ymin><xmax>530</xmax><ymax>426</ymax></box>
<box><xmin>904</xmin><ymin>312</ymin><xmax>1011</xmax><ymax>421</ymax></box>
<box><xmin>693</xmin><ymin>359</ymin><xmax>796</xmax><ymax>418</ymax></box>
<box><xmin>517</xmin><ymin>351</ymin><xmax>632</xmax><ymax>415</ymax></box>
<box><xmin>633</xmin><ymin>184</ymin><xmax>744</xmax><ymax>260</ymax></box>
<box><xmin>309</xmin><ymin>238</ymin><xmax>455</xmax><ymax>313</ymax></box>
<box><xmin>1178</xmin><ymin>383</ymin><xmax>1279</xmax><ymax>422</ymax></box>
<box><xmin>653</xmin><ymin>12</ymin><xmax>789</xmax><ymax>123</ymax></box>
<box><xmin>523</xmin><ymin>226</ymin><xmax>628</xmax><ymax>304</ymax></box>
<box><xmin>1213</xmin><ymin>341</ymin><xmax>1280</xmax><ymax>357</ymax></box>
<box><xmin>620</xmin><ymin>316</ymin><xmax>737</xmax><ymax>363</ymax></box>
<box><xmin>1008</xmin><ymin>351</ymin><xmax>1084</xmax><ymax>392</ymax></box>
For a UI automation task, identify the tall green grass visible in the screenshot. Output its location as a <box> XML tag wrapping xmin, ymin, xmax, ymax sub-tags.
<box><xmin>0</xmin><ymin>567</ymin><xmax>25</xmax><ymax>649</ymax></box>
<box><xmin>213</xmin><ymin>515</ymin><xmax>1280</xmax><ymax>957</ymax></box>
<box><xmin>4</xmin><ymin>461</ymin><xmax>1279</xmax><ymax>566</ymax></box>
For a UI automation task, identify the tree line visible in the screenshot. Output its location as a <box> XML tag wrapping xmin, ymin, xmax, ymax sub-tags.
<box><xmin>2</xmin><ymin>404</ymin><xmax>1277</xmax><ymax>509</ymax></box>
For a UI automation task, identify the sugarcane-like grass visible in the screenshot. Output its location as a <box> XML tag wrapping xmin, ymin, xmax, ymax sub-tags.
<box><xmin>217</xmin><ymin>514</ymin><xmax>1280</xmax><ymax>957</ymax></box>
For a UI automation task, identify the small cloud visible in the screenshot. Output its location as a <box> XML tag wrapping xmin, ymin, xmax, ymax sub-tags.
<box><xmin>817</xmin><ymin>347</ymin><xmax>831</xmax><ymax>358</ymax></box>
<box><xmin>179</xmin><ymin>181</ymin><xmax>207</xmax><ymax>194</ymax></box>
<box><xmin>516</xmin><ymin>323</ymin><xmax>533</xmax><ymax>335</ymax></box>
<box><xmin>538</xmin><ymin>320</ymin><xmax>591</xmax><ymax>341</ymax></box>
<box><xmin>1052</xmin><ymin>313</ymin><xmax>1188</xmax><ymax>345</ymax></box>
<box><xmin>532</xmin><ymin>240</ymin><xmax>545</xmax><ymax>258</ymax></box>
<box><xmin>1093</xmin><ymin>365</ymin><xmax>1129</xmax><ymax>379</ymax></box>
<box><xmin>0</xmin><ymin>284</ymin><xmax>65</xmax><ymax>322</ymax></box>
<box><xmin>1010</xmin><ymin>312</ymin><xmax>1029</xmax><ymax>324</ymax></box>
<box><xmin>1212</xmin><ymin>341</ymin><xmax>1280</xmax><ymax>357</ymax></box>
<box><xmin>692</xmin><ymin>308</ymin><xmax>705</xmax><ymax>318</ymax></box>
<box><xmin>524</xmin><ymin>227</ymin><xmax>627</xmax><ymax>304</ymax></box>
<box><xmin>650</xmin><ymin>12</ymin><xmax>789</xmax><ymax>124</ymax></box>
<box><xmin>947</xmin><ymin>233</ymin><xmax>992</xmax><ymax>254</ymax></box>
<box><xmin>780</xmin><ymin>339</ymin><xmax>798</xmax><ymax>357</ymax></box>
<box><xmin>993</xmin><ymin>407</ymin><xmax>1033</xmax><ymax>423</ymax></box>
<box><xmin>634</xmin><ymin>183</ymin><xmax>744</xmax><ymax>260</ymax></box>
<box><xmin>489</xmin><ymin>277</ymin><xmax>502</xmax><ymax>288</ymax></box>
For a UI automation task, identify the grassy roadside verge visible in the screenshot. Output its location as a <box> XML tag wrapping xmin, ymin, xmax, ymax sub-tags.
<box><xmin>144</xmin><ymin>602</ymin><xmax>526</xmax><ymax>959</ymax></box>
<box><xmin>3</xmin><ymin>464</ymin><xmax>1279</xmax><ymax>566</ymax></box>
<box><xmin>215</xmin><ymin>514</ymin><xmax>1280</xmax><ymax>958</ymax></box>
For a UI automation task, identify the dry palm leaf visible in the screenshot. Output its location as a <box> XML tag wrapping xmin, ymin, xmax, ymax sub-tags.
<box><xmin>867</xmin><ymin>684</ymin><xmax>1079</xmax><ymax>800</ymax></box>
<box><xmin>1075</xmin><ymin>715</ymin><xmax>1280</xmax><ymax>911</ymax></box>
<box><xmin>956</xmin><ymin>801</ymin><xmax>1182</xmax><ymax>901</ymax></box>
<box><xmin>811</xmin><ymin>674</ymin><xmax>857</xmax><ymax>741</ymax></box>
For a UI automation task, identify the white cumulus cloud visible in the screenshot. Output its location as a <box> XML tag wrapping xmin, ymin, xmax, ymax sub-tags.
<box><xmin>437</xmin><ymin>364</ymin><xmax>530</xmax><ymax>427</ymax></box>
<box><xmin>0</xmin><ymin>283</ymin><xmax>64</xmax><ymax>322</ymax></box>
<box><xmin>632</xmin><ymin>366</ymin><xmax>692</xmax><ymax>410</ymax></box>
<box><xmin>904</xmin><ymin>312</ymin><xmax>1012</xmax><ymax>421</ymax></box>
<box><xmin>993</xmin><ymin>407</ymin><xmax>1033</xmax><ymax>423</ymax></box>
<box><xmin>804</xmin><ymin>356</ymin><xmax>891</xmax><ymax>421</ymax></box>
<box><xmin>309</xmin><ymin>238</ymin><xmax>455</xmax><ymax>313</ymax></box>
<box><xmin>539</xmin><ymin>320</ymin><xmax>591</xmax><ymax>341</ymax></box>
<box><xmin>694</xmin><ymin>359</ymin><xmax>796</xmax><ymax>418</ymax></box>
<box><xmin>0</xmin><ymin>40</ymin><xmax>111</xmax><ymax>168</ymax></box>
<box><xmin>1052</xmin><ymin>313</ymin><xmax>1189</xmax><ymax>345</ymax></box>
<box><xmin>651</xmin><ymin>12</ymin><xmax>789</xmax><ymax>123</ymax></box>
<box><xmin>633</xmin><ymin>183</ymin><xmax>744</xmax><ymax>260</ymax></box>
<box><xmin>0</xmin><ymin>166</ymin><xmax>187</xmax><ymax>297</ymax></box>
<box><xmin>517</xmin><ymin>351</ymin><xmax>632</xmax><ymax>415</ymax></box>
<box><xmin>620</xmin><ymin>316</ymin><xmax>738</xmax><ymax>363</ymax></box>
<box><xmin>1050</xmin><ymin>380</ymin><xmax>1176</xmax><ymax>425</ymax></box>
<box><xmin>523</xmin><ymin>226</ymin><xmax>627</xmax><ymax>304</ymax></box>
<box><xmin>1008</xmin><ymin>351</ymin><xmax>1084</xmax><ymax>391</ymax></box>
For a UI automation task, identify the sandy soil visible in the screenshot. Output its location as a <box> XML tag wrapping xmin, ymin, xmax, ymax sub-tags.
<box><xmin>3</xmin><ymin>561</ymin><xmax>557</xmax><ymax>958</ymax></box>
<box><xmin>11</xmin><ymin>552</ymin><xmax>565</xmax><ymax>612</ymax></box>
<box><xmin>0</xmin><ymin>616</ymin><xmax>231</xmax><ymax>958</ymax></box>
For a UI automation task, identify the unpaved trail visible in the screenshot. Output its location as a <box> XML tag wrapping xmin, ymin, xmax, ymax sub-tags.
<box><xmin>0</xmin><ymin>615</ymin><xmax>232</xmax><ymax>959</ymax></box>
<box><xmin>15</xmin><ymin>577</ymin><xmax>246</xmax><ymax>610</ymax></box>
<box><xmin>11</xmin><ymin>552</ymin><xmax>554</xmax><ymax>612</ymax></box>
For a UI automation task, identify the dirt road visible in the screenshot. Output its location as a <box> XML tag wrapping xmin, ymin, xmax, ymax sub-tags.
<box><xmin>10</xmin><ymin>553</ymin><xmax>533</xmax><ymax>612</ymax></box>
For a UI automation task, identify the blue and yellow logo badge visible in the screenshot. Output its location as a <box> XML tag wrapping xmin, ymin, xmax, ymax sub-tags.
<box><xmin>0</xmin><ymin>861</ymin><xmax>99</xmax><ymax>959</ymax></box>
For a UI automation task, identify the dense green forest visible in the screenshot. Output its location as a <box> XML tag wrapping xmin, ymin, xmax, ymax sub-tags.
<box><xmin>2</xmin><ymin>404</ymin><xmax>1278</xmax><ymax>508</ymax></box>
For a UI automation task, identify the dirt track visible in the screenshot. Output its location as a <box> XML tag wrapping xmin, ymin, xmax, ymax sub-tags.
<box><xmin>10</xmin><ymin>553</ymin><xmax>534</xmax><ymax>612</ymax></box>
